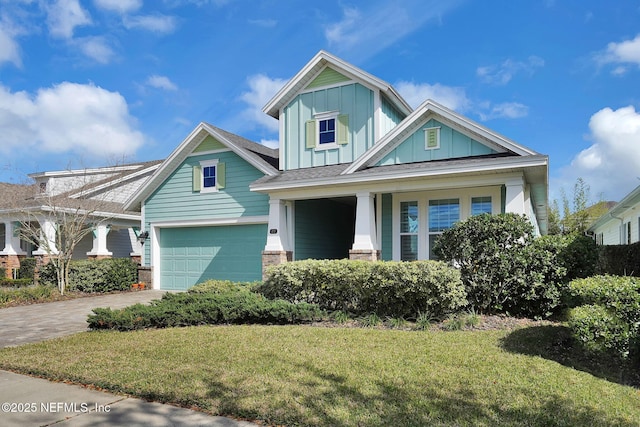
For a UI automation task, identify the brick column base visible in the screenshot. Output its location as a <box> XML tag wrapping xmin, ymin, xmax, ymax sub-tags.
<box><xmin>130</xmin><ymin>255</ymin><xmax>142</xmax><ymax>265</ymax></box>
<box><xmin>0</xmin><ymin>254</ymin><xmax>24</xmax><ymax>279</ymax></box>
<box><xmin>87</xmin><ymin>254</ymin><xmax>112</xmax><ymax>260</ymax></box>
<box><xmin>137</xmin><ymin>266</ymin><xmax>152</xmax><ymax>289</ymax></box>
<box><xmin>349</xmin><ymin>249</ymin><xmax>380</xmax><ymax>261</ymax></box>
<box><xmin>33</xmin><ymin>254</ymin><xmax>52</xmax><ymax>286</ymax></box>
<box><xmin>261</xmin><ymin>251</ymin><xmax>293</xmax><ymax>281</ymax></box>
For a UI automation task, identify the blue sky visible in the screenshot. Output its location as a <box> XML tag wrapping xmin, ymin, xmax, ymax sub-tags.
<box><xmin>1</xmin><ymin>0</ymin><xmax>639</xmax><ymax>203</ymax></box>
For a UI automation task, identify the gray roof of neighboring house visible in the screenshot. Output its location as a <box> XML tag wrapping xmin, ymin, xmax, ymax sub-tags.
<box><xmin>202</xmin><ymin>123</ymin><xmax>279</xmax><ymax>171</ymax></box>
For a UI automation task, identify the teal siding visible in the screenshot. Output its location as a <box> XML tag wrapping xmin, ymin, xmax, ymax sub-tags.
<box><xmin>160</xmin><ymin>224</ymin><xmax>266</xmax><ymax>289</ymax></box>
<box><xmin>380</xmin><ymin>193</ymin><xmax>393</xmax><ymax>260</ymax></box>
<box><xmin>283</xmin><ymin>83</ymin><xmax>374</xmax><ymax>170</ymax></box>
<box><xmin>294</xmin><ymin>199</ymin><xmax>354</xmax><ymax>260</ymax></box>
<box><xmin>380</xmin><ymin>95</ymin><xmax>406</xmax><ymax>138</ymax></box>
<box><xmin>376</xmin><ymin>119</ymin><xmax>497</xmax><ymax>166</ymax></box>
<box><xmin>145</xmin><ymin>151</ymin><xmax>269</xmax><ymax>223</ymax></box>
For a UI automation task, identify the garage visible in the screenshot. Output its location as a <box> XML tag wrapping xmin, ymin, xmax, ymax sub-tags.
<box><xmin>159</xmin><ymin>224</ymin><xmax>267</xmax><ymax>290</ymax></box>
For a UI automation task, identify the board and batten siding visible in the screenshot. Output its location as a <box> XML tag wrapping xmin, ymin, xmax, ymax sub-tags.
<box><xmin>376</xmin><ymin>119</ymin><xmax>498</xmax><ymax>166</ymax></box>
<box><xmin>283</xmin><ymin>83</ymin><xmax>374</xmax><ymax>170</ymax></box>
<box><xmin>144</xmin><ymin>151</ymin><xmax>269</xmax><ymax>223</ymax></box>
<box><xmin>380</xmin><ymin>95</ymin><xmax>406</xmax><ymax>139</ymax></box>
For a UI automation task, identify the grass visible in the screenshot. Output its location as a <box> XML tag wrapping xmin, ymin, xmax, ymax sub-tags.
<box><xmin>0</xmin><ymin>325</ymin><xmax>638</xmax><ymax>426</ymax></box>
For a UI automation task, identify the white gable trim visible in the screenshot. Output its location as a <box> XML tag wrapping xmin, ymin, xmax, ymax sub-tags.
<box><xmin>343</xmin><ymin>100</ymin><xmax>537</xmax><ymax>175</ymax></box>
<box><xmin>124</xmin><ymin>123</ymin><xmax>277</xmax><ymax>211</ymax></box>
<box><xmin>263</xmin><ymin>50</ymin><xmax>411</xmax><ymax>119</ymax></box>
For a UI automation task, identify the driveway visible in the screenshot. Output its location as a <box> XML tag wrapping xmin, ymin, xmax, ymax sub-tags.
<box><xmin>0</xmin><ymin>290</ymin><xmax>165</xmax><ymax>348</ymax></box>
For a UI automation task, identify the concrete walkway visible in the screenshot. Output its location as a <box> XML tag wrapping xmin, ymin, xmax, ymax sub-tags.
<box><xmin>0</xmin><ymin>291</ymin><xmax>260</xmax><ymax>426</ymax></box>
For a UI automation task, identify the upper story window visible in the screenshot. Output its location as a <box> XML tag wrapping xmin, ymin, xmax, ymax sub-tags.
<box><xmin>306</xmin><ymin>112</ymin><xmax>349</xmax><ymax>150</ymax></box>
<box><xmin>193</xmin><ymin>159</ymin><xmax>225</xmax><ymax>193</ymax></box>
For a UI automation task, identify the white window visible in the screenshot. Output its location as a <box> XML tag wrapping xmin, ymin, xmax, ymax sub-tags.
<box><xmin>193</xmin><ymin>159</ymin><xmax>225</xmax><ymax>194</ymax></box>
<box><xmin>306</xmin><ymin>112</ymin><xmax>349</xmax><ymax>150</ymax></box>
<box><xmin>424</xmin><ymin>127</ymin><xmax>441</xmax><ymax>150</ymax></box>
<box><xmin>428</xmin><ymin>199</ymin><xmax>460</xmax><ymax>259</ymax></box>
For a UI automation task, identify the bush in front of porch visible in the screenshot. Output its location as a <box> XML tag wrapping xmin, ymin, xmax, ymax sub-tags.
<box><xmin>39</xmin><ymin>258</ymin><xmax>138</xmax><ymax>293</ymax></box>
<box><xmin>256</xmin><ymin>259</ymin><xmax>467</xmax><ymax>319</ymax></box>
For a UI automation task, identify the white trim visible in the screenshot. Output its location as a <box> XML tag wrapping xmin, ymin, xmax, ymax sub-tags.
<box><xmin>313</xmin><ymin>111</ymin><xmax>340</xmax><ymax>150</ymax></box>
<box><xmin>151</xmin><ymin>216</ymin><xmax>269</xmax><ymax>228</ymax></box>
<box><xmin>187</xmin><ymin>148</ymin><xmax>232</xmax><ymax>157</ymax></box>
<box><xmin>424</xmin><ymin>126</ymin><xmax>441</xmax><ymax>150</ymax></box>
<box><xmin>199</xmin><ymin>159</ymin><xmax>219</xmax><ymax>194</ymax></box>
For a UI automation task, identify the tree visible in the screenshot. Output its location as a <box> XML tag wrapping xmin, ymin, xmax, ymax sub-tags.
<box><xmin>9</xmin><ymin>170</ymin><xmax>120</xmax><ymax>295</ymax></box>
<box><xmin>550</xmin><ymin>177</ymin><xmax>609</xmax><ymax>235</ymax></box>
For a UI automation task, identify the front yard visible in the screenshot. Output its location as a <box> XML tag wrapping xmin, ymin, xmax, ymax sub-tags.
<box><xmin>0</xmin><ymin>323</ymin><xmax>638</xmax><ymax>426</ymax></box>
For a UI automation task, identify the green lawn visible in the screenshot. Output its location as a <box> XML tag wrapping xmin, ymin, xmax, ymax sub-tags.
<box><xmin>0</xmin><ymin>324</ymin><xmax>638</xmax><ymax>426</ymax></box>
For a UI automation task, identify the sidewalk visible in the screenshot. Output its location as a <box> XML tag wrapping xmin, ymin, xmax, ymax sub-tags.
<box><xmin>0</xmin><ymin>292</ymin><xmax>261</xmax><ymax>426</ymax></box>
<box><xmin>0</xmin><ymin>371</ymin><xmax>258</xmax><ymax>426</ymax></box>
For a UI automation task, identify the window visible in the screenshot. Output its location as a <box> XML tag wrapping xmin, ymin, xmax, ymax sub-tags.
<box><xmin>319</xmin><ymin>118</ymin><xmax>336</xmax><ymax>144</ymax></box>
<box><xmin>471</xmin><ymin>197</ymin><xmax>492</xmax><ymax>216</ymax></box>
<box><xmin>424</xmin><ymin>127</ymin><xmax>441</xmax><ymax>150</ymax></box>
<box><xmin>428</xmin><ymin>199</ymin><xmax>459</xmax><ymax>259</ymax></box>
<box><xmin>193</xmin><ymin>159</ymin><xmax>225</xmax><ymax>193</ymax></box>
<box><xmin>400</xmin><ymin>201</ymin><xmax>418</xmax><ymax>261</ymax></box>
<box><xmin>306</xmin><ymin>112</ymin><xmax>349</xmax><ymax>149</ymax></box>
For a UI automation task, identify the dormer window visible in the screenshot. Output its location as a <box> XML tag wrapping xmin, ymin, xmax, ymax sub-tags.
<box><xmin>306</xmin><ymin>112</ymin><xmax>349</xmax><ymax>150</ymax></box>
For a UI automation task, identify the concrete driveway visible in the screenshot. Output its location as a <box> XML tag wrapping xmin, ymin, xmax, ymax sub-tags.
<box><xmin>0</xmin><ymin>290</ymin><xmax>165</xmax><ymax>348</ymax></box>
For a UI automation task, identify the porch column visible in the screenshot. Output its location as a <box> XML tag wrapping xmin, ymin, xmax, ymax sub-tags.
<box><xmin>350</xmin><ymin>192</ymin><xmax>379</xmax><ymax>261</ymax></box>
<box><xmin>262</xmin><ymin>198</ymin><xmax>292</xmax><ymax>279</ymax></box>
<box><xmin>504</xmin><ymin>177</ymin><xmax>526</xmax><ymax>215</ymax></box>
<box><xmin>32</xmin><ymin>218</ymin><xmax>58</xmax><ymax>255</ymax></box>
<box><xmin>1</xmin><ymin>221</ymin><xmax>26</xmax><ymax>255</ymax></box>
<box><xmin>87</xmin><ymin>224</ymin><xmax>113</xmax><ymax>259</ymax></box>
<box><xmin>0</xmin><ymin>221</ymin><xmax>26</xmax><ymax>279</ymax></box>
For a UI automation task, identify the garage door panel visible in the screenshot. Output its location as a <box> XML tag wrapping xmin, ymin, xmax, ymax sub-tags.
<box><xmin>159</xmin><ymin>224</ymin><xmax>266</xmax><ymax>290</ymax></box>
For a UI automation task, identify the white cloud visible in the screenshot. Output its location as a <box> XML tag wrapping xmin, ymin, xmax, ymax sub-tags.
<box><xmin>240</xmin><ymin>74</ymin><xmax>287</xmax><ymax>133</ymax></box>
<box><xmin>561</xmin><ymin>105</ymin><xmax>640</xmax><ymax>200</ymax></box>
<box><xmin>594</xmin><ymin>34</ymin><xmax>640</xmax><ymax>75</ymax></box>
<box><xmin>0</xmin><ymin>82</ymin><xmax>144</xmax><ymax>158</ymax></box>
<box><xmin>477</xmin><ymin>56</ymin><xmax>545</xmax><ymax>85</ymax></box>
<box><xmin>123</xmin><ymin>14</ymin><xmax>177</xmax><ymax>34</ymax></box>
<box><xmin>478</xmin><ymin>102</ymin><xmax>529</xmax><ymax>121</ymax></box>
<box><xmin>324</xmin><ymin>1</ymin><xmax>461</xmax><ymax>60</ymax></box>
<box><xmin>0</xmin><ymin>26</ymin><xmax>21</xmax><ymax>67</ymax></box>
<box><xmin>259</xmin><ymin>139</ymin><xmax>279</xmax><ymax>149</ymax></box>
<box><xmin>248</xmin><ymin>19</ymin><xmax>277</xmax><ymax>28</ymax></box>
<box><xmin>93</xmin><ymin>0</ymin><xmax>142</xmax><ymax>14</ymax></box>
<box><xmin>45</xmin><ymin>0</ymin><xmax>92</xmax><ymax>39</ymax></box>
<box><xmin>395</xmin><ymin>81</ymin><xmax>470</xmax><ymax>111</ymax></box>
<box><xmin>74</xmin><ymin>36</ymin><xmax>115</xmax><ymax>64</ymax></box>
<box><xmin>146</xmin><ymin>75</ymin><xmax>178</xmax><ymax>91</ymax></box>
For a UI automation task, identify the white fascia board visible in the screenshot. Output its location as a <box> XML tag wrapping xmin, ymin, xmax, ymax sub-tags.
<box><xmin>588</xmin><ymin>184</ymin><xmax>640</xmax><ymax>231</ymax></box>
<box><xmin>29</xmin><ymin>164</ymin><xmax>141</xmax><ymax>179</ymax></box>
<box><xmin>200</xmin><ymin>123</ymin><xmax>278</xmax><ymax>177</ymax></box>
<box><xmin>263</xmin><ymin>50</ymin><xmax>412</xmax><ymax>118</ymax></box>
<box><xmin>124</xmin><ymin>123</ymin><xmax>210</xmax><ymax>211</ymax></box>
<box><xmin>344</xmin><ymin>100</ymin><xmax>538</xmax><ymax>175</ymax></box>
<box><xmin>150</xmin><ymin>215</ymin><xmax>268</xmax><ymax>228</ymax></box>
<box><xmin>252</xmin><ymin>156</ymin><xmax>548</xmax><ymax>194</ymax></box>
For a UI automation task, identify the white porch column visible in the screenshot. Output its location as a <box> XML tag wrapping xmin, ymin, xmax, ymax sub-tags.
<box><xmin>352</xmin><ymin>192</ymin><xmax>377</xmax><ymax>251</ymax></box>
<box><xmin>504</xmin><ymin>177</ymin><xmax>526</xmax><ymax>215</ymax></box>
<box><xmin>33</xmin><ymin>218</ymin><xmax>58</xmax><ymax>255</ymax></box>
<box><xmin>264</xmin><ymin>198</ymin><xmax>290</xmax><ymax>251</ymax></box>
<box><xmin>87</xmin><ymin>224</ymin><xmax>112</xmax><ymax>257</ymax></box>
<box><xmin>1</xmin><ymin>221</ymin><xmax>26</xmax><ymax>255</ymax></box>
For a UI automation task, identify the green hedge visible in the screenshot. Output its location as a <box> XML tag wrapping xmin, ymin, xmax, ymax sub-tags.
<box><xmin>566</xmin><ymin>275</ymin><xmax>640</xmax><ymax>359</ymax></box>
<box><xmin>17</xmin><ymin>258</ymin><xmax>36</xmax><ymax>280</ymax></box>
<box><xmin>596</xmin><ymin>242</ymin><xmax>640</xmax><ymax>276</ymax></box>
<box><xmin>0</xmin><ymin>285</ymin><xmax>53</xmax><ymax>307</ymax></box>
<box><xmin>39</xmin><ymin>258</ymin><xmax>138</xmax><ymax>293</ymax></box>
<box><xmin>87</xmin><ymin>282</ymin><xmax>324</xmax><ymax>331</ymax></box>
<box><xmin>256</xmin><ymin>259</ymin><xmax>466</xmax><ymax>319</ymax></box>
<box><xmin>0</xmin><ymin>278</ymin><xmax>33</xmax><ymax>288</ymax></box>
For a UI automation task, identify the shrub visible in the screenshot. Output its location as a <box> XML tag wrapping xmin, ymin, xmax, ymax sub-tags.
<box><xmin>434</xmin><ymin>213</ymin><xmax>565</xmax><ymax>317</ymax></box>
<box><xmin>0</xmin><ymin>278</ymin><xmax>33</xmax><ymax>288</ymax></box>
<box><xmin>565</xmin><ymin>275</ymin><xmax>640</xmax><ymax>360</ymax></box>
<box><xmin>0</xmin><ymin>285</ymin><xmax>53</xmax><ymax>307</ymax></box>
<box><xmin>188</xmin><ymin>279</ymin><xmax>255</xmax><ymax>294</ymax></box>
<box><xmin>257</xmin><ymin>259</ymin><xmax>466</xmax><ymax>319</ymax></box>
<box><xmin>596</xmin><ymin>242</ymin><xmax>640</xmax><ymax>276</ymax></box>
<box><xmin>17</xmin><ymin>258</ymin><xmax>36</xmax><ymax>280</ymax></box>
<box><xmin>88</xmin><ymin>288</ymin><xmax>325</xmax><ymax>331</ymax></box>
<box><xmin>0</xmin><ymin>267</ymin><xmax>5</xmax><ymax>279</ymax></box>
<box><xmin>40</xmin><ymin>258</ymin><xmax>138</xmax><ymax>293</ymax></box>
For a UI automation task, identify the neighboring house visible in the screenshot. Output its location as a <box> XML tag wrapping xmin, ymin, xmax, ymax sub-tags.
<box><xmin>589</xmin><ymin>185</ymin><xmax>640</xmax><ymax>245</ymax></box>
<box><xmin>0</xmin><ymin>161</ymin><xmax>161</xmax><ymax>278</ymax></box>
<box><xmin>125</xmin><ymin>50</ymin><xmax>549</xmax><ymax>290</ymax></box>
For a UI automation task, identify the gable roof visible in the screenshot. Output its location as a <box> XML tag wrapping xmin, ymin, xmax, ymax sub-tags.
<box><xmin>343</xmin><ymin>99</ymin><xmax>539</xmax><ymax>175</ymax></box>
<box><xmin>263</xmin><ymin>50</ymin><xmax>412</xmax><ymax>119</ymax></box>
<box><xmin>588</xmin><ymin>184</ymin><xmax>640</xmax><ymax>232</ymax></box>
<box><xmin>124</xmin><ymin>122</ymin><xmax>279</xmax><ymax>211</ymax></box>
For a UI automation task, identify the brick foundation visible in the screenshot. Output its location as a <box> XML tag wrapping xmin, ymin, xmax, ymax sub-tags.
<box><xmin>0</xmin><ymin>254</ymin><xmax>23</xmax><ymax>279</ymax></box>
<box><xmin>137</xmin><ymin>266</ymin><xmax>152</xmax><ymax>289</ymax></box>
<box><xmin>130</xmin><ymin>255</ymin><xmax>142</xmax><ymax>265</ymax></box>
<box><xmin>261</xmin><ymin>250</ymin><xmax>293</xmax><ymax>280</ymax></box>
<box><xmin>348</xmin><ymin>249</ymin><xmax>380</xmax><ymax>261</ymax></box>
